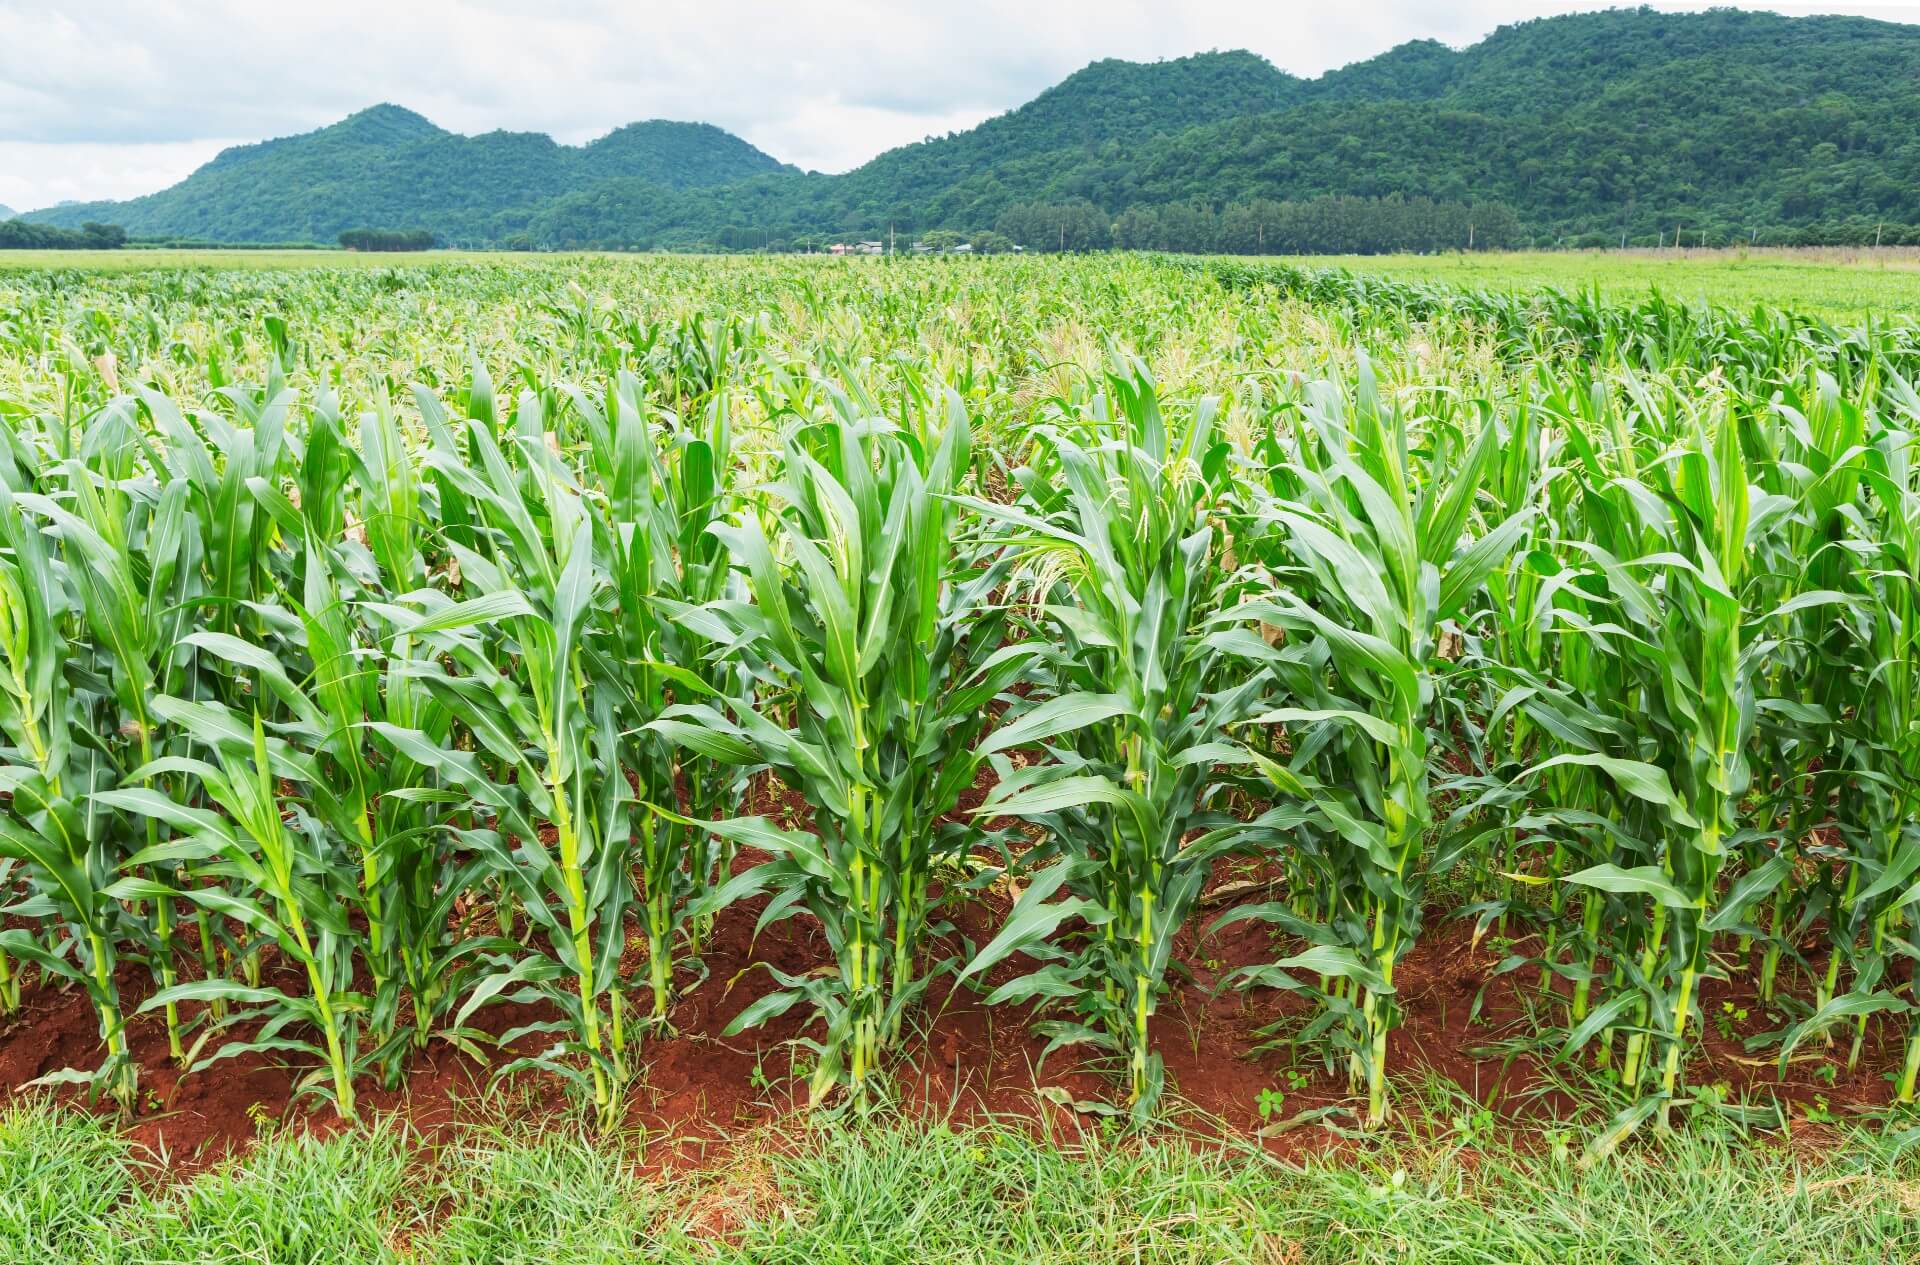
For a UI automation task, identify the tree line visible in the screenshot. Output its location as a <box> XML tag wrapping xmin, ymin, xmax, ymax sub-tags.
<box><xmin>0</xmin><ymin>220</ymin><xmax>127</xmax><ymax>250</ymax></box>
<box><xmin>338</xmin><ymin>228</ymin><xmax>437</xmax><ymax>252</ymax></box>
<box><xmin>990</xmin><ymin>195</ymin><xmax>1521</xmax><ymax>255</ymax></box>
<box><xmin>613</xmin><ymin>195</ymin><xmax>1521</xmax><ymax>257</ymax></box>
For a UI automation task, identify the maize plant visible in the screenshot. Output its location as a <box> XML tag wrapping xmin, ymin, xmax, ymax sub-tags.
<box><xmin>1816</xmin><ymin>387</ymin><xmax>1920</xmax><ymax>1099</ymax></box>
<box><xmin>1223</xmin><ymin>361</ymin><xmax>1529</xmax><ymax>1125</ymax></box>
<box><xmin>1529</xmin><ymin>396</ymin><xmax>1819</xmax><ymax>1128</ymax></box>
<box><xmin>1744</xmin><ymin>372</ymin><xmax>1863</xmax><ymax>1016</ymax></box>
<box><xmin>575</xmin><ymin>372</ymin><xmax>744</xmax><ymax>1026</ymax></box>
<box><xmin>653</xmin><ymin>396</ymin><xmax>1023</xmax><ymax>1100</ymax></box>
<box><xmin>104</xmin><ymin>705</ymin><xmax>367</xmax><ymax>1117</ymax></box>
<box><xmin>0</xmin><ymin>477</ymin><xmax>139</xmax><ymax>1107</ymax></box>
<box><xmin>24</xmin><ymin>427</ymin><xmax>204</xmax><ymax>1065</ymax></box>
<box><xmin>958</xmin><ymin>362</ymin><xmax>1277</xmax><ymax>1117</ymax></box>
<box><xmin>397</xmin><ymin>401</ymin><xmax>637</xmax><ymax>1125</ymax></box>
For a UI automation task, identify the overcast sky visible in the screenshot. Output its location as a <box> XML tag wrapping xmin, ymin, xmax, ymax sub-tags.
<box><xmin>3</xmin><ymin>1</ymin><xmax>1918</xmax><ymax>212</ymax></box>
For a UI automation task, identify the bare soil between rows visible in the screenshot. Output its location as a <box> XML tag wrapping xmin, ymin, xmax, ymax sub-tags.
<box><xmin>0</xmin><ymin>767</ymin><xmax>1896</xmax><ymax>1174</ymax></box>
<box><xmin>0</xmin><ymin>822</ymin><xmax>1901</xmax><ymax>1178</ymax></box>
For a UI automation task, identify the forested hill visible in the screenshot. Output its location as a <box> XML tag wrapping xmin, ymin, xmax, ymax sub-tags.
<box><xmin>25</xmin><ymin>7</ymin><xmax>1920</xmax><ymax>250</ymax></box>
<box><xmin>27</xmin><ymin>107</ymin><xmax>795</xmax><ymax>245</ymax></box>
<box><xmin>0</xmin><ymin>205</ymin><xmax>14</xmax><ymax>221</ymax></box>
<box><xmin>758</xmin><ymin>7</ymin><xmax>1920</xmax><ymax>249</ymax></box>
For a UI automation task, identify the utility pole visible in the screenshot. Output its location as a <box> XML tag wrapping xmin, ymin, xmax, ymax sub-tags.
<box><xmin>889</xmin><ymin>221</ymin><xmax>895</xmax><ymax>255</ymax></box>
<box><xmin>1876</xmin><ymin>222</ymin><xmax>1884</xmax><ymax>248</ymax></box>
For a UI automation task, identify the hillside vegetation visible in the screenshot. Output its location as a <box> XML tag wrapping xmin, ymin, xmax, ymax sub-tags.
<box><xmin>23</xmin><ymin>8</ymin><xmax>1920</xmax><ymax>250</ymax></box>
<box><xmin>29</xmin><ymin>108</ymin><xmax>793</xmax><ymax>245</ymax></box>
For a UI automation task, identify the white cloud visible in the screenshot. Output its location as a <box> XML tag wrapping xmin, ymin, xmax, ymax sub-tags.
<box><xmin>2</xmin><ymin>1</ymin><xmax>1918</xmax><ymax>209</ymax></box>
<box><xmin>0</xmin><ymin>139</ymin><xmax>240</xmax><ymax>213</ymax></box>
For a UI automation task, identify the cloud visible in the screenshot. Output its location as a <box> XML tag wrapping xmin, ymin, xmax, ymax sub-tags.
<box><xmin>2</xmin><ymin>1</ymin><xmax>1919</xmax><ymax>209</ymax></box>
<box><xmin>0</xmin><ymin>139</ymin><xmax>240</xmax><ymax>213</ymax></box>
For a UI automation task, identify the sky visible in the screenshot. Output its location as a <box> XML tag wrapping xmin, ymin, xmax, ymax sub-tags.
<box><xmin>3</xmin><ymin>1</ymin><xmax>1919</xmax><ymax>213</ymax></box>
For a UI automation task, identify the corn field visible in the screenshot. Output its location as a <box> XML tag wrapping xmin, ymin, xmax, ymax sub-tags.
<box><xmin>1</xmin><ymin>253</ymin><xmax>1917</xmax><ymax>1142</ymax></box>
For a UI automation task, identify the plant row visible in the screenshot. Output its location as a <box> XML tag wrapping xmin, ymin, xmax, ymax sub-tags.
<box><xmin>1</xmin><ymin>289</ymin><xmax>1918</xmax><ymax>1142</ymax></box>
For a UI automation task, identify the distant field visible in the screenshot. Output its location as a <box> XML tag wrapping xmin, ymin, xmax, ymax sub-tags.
<box><xmin>1302</xmin><ymin>247</ymin><xmax>1920</xmax><ymax>319</ymax></box>
<box><xmin>8</xmin><ymin>246</ymin><xmax>1920</xmax><ymax>321</ymax></box>
<box><xmin>0</xmin><ymin>248</ymin><xmax>451</xmax><ymax>271</ymax></box>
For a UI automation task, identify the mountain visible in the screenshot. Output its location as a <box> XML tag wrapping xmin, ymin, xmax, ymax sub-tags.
<box><xmin>0</xmin><ymin>205</ymin><xmax>13</xmax><ymax>221</ymax></box>
<box><xmin>30</xmin><ymin>105</ymin><xmax>794</xmax><ymax>244</ymax></box>
<box><xmin>757</xmin><ymin>7</ymin><xmax>1920</xmax><ymax>248</ymax></box>
<box><xmin>1114</xmin><ymin>7</ymin><xmax>1920</xmax><ymax>246</ymax></box>
<box><xmin>501</xmin><ymin>49</ymin><xmax>1311</xmax><ymax>249</ymax></box>
<box><xmin>834</xmin><ymin>50</ymin><xmax>1302</xmax><ymax>211</ymax></box>
<box><xmin>27</xmin><ymin>8</ymin><xmax>1920</xmax><ymax>249</ymax></box>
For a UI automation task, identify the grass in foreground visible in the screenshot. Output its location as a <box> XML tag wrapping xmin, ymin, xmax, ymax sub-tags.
<box><xmin>2</xmin><ymin>1097</ymin><xmax>1914</xmax><ymax>1264</ymax></box>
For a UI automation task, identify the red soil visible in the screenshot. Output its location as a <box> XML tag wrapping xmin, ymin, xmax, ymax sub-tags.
<box><xmin>0</xmin><ymin>805</ymin><xmax>1901</xmax><ymax>1176</ymax></box>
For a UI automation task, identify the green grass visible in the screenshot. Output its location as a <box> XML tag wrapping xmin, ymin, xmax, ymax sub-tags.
<box><xmin>1298</xmin><ymin>247</ymin><xmax>1920</xmax><ymax>319</ymax></box>
<box><xmin>424</xmin><ymin>1129</ymin><xmax>664</xmax><ymax>1264</ymax></box>
<box><xmin>134</xmin><ymin>1127</ymin><xmax>412</xmax><ymax>1265</ymax></box>
<box><xmin>2</xmin><ymin>1098</ymin><xmax>1914</xmax><ymax>1264</ymax></box>
<box><xmin>0</xmin><ymin>1104</ymin><xmax>136</xmax><ymax>1263</ymax></box>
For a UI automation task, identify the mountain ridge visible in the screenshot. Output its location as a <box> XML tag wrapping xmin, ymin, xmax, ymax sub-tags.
<box><xmin>25</xmin><ymin>8</ymin><xmax>1920</xmax><ymax>249</ymax></box>
<box><xmin>30</xmin><ymin>109</ymin><xmax>795</xmax><ymax>244</ymax></box>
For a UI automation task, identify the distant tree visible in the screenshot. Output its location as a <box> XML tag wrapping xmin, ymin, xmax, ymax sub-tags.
<box><xmin>1112</xmin><ymin>206</ymin><xmax>1161</xmax><ymax>250</ymax></box>
<box><xmin>996</xmin><ymin>200</ymin><xmax>1110</xmax><ymax>252</ymax></box>
<box><xmin>1156</xmin><ymin>202</ymin><xmax>1216</xmax><ymax>253</ymax></box>
<box><xmin>1217</xmin><ymin>198</ymin><xmax>1286</xmax><ymax>253</ymax></box>
<box><xmin>79</xmin><ymin>222</ymin><xmax>128</xmax><ymax>248</ymax></box>
<box><xmin>968</xmin><ymin>229</ymin><xmax>1014</xmax><ymax>255</ymax></box>
<box><xmin>338</xmin><ymin>228</ymin><xmax>436</xmax><ymax>252</ymax></box>
<box><xmin>0</xmin><ymin>219</ymin><xmax>130</xmax><ymax>249</ymax></box>
<box><xmin>1059</xmin><ymin>201</ymin><xmax>1112</xmax><ymax>252</ymax></box>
